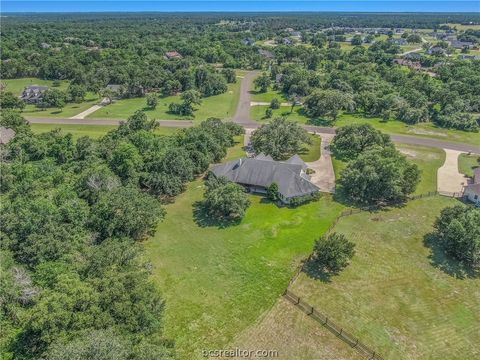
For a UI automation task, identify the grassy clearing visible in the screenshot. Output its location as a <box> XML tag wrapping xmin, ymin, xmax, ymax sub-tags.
<box><xmin>22</xmin><ymin>92</ymin><xmax>101</xmax><ymax>119</ymax></box>
<box><xmin>1</xmin><ymin>78</ymin><xmax>69</xmax><ymax>95</ymax></box>
<box><xmin>396</xmin><ymin>144</ymin><xmax>445</xmax><ymax>195</ymax></box>
<box><xmin>458</xmin><ymin>153</ymin><xmax>480</xmax><ymax>177</ymax></box>
<box><xmin>251</xmin><ymin>106</ymin><xmax>480</xmax><ymax>146</ymax></box>
<box><xmin>233</xmin><ymin>297</ymin><xmax>362</xmax><ymax>360</ymax></box>
<box><xmin>89</xmin><ymin>81</ymin><xmax>241</xmax><ymax>122</ymax></box>
<box><xmin>290</xmin><ymin>196</ymin><xmax>480</xmax><ymax>360</ymax></box>
<box><xmin>250</xmin><ymin>87</ymin><xmax>289</xmax><ymax>103</ymax></box>
<box><xmin>446</xmin><ymin>23</ymin><xmax>480</xmax><ymax>31</ymax></box>
<box><xmin>299</xmin><ymin>134</ymin><xmax>321</xmax><ymax>162</ymax></box>
<box><xmin>144</xmin><ymin>138</ymin><xmax>344</xmax><ymax>359</ymax></box>
<box><xmin>30</xmin><ymin>124</ymin><xmax>179</xmax><ymax>140</ymax></box>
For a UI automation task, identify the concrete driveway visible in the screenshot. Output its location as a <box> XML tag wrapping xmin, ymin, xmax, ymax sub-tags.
<box><xmin>437</xmin><ymin>149</ymin><xmax>469</xmax><ymax>195</ymax></box>
<box><xmin>306</xmin><ymin>133</ymin><xmax>336</xmax><ymax>193</ymax></box>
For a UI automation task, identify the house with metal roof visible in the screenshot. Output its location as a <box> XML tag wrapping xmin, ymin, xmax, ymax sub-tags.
<box><xmin>211</xmin><ymin>154</ymin><xmax>319</xmax><ymax>204</ymax></box>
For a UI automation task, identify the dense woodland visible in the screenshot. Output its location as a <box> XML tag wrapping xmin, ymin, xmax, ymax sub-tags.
<box><xmin>0</xmin><ymin>110</ymin><xmax>242</xmax><ymax>358</ymax></box>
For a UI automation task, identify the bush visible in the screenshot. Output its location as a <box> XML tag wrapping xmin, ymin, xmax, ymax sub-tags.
<box><xmin>288</xmin><ymin>192</ymin><xmax>320</xmax><ymax>207</ymax></box>
<box><xmin>265</xmin><ymin>107</ymin><xmax>273</xmax><ymax>118</ymax></box>
<box><xmin>270</xmin><ymin>98</ymin><xmax>280</xmax><ymax>109</ymax></box>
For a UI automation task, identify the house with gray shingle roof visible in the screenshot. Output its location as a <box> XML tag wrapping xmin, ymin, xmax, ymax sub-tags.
<box><xmin>20</xmin><ymin>85</ymin><xmax>48</xmax><ymax>104</ymax></box>
<box><xmin>211</xmin><ymin>154</ymin><xmax>319</xmax><ymax>204</ymax></box>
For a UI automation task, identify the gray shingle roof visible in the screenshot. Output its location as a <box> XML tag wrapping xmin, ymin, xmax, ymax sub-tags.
<box><xmin>211</xmin><ymin>155</ymin><xmax>319</xmax><ymax>199</ymax></box>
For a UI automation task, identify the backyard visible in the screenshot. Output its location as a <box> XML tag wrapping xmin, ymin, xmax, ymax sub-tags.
<box><xmin>289</xmin><ymin>196</ymin><xmax>480</xmax><ymax>360</ymax></box>
<box><xmin>143</xmin><ymin>139</ymin><xmax>344</xmax><ymax>359</ymax></box>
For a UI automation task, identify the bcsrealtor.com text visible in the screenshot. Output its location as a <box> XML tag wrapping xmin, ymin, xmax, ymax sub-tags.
<box><xmin>202</xmin><ymin>348</ymin><xmax>279</xmax><ymax>358</ymax></box>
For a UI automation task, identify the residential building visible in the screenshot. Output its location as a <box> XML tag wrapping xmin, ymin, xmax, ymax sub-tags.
<box><xmin>464</xmin><ymin>168</ymin><xmax>480</xmax><ymax>206</ymax></box>
<box><xmin>20</xmin><ymin>85</ymin><xmax>48</xmax><ymax>104</ymax></box>
<box><xmin>165</xmin><ymin>51</ymin><xmax>183</xmax><ymax>59</ymax></box>
<box><xmin>211</xmin><ymin>154</ymin><xmax>319</xmax><ymax>204</ymax></box>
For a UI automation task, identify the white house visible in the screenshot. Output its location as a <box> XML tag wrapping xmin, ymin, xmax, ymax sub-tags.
<box><xmin>464</xmin><ymin>168</ymin><xmax>480</xmax><ymax>206</ymax></box>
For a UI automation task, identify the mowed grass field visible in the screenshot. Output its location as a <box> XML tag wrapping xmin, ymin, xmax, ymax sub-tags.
<box><xmin>251</xmin><ymin>105</ymin><xmax>480</xmax><ymax>146</ymax></box>
<box><xmin>30</xmin><ymin>123</ymin><xmax>179</xmax><ymax>139</ymax></box>
<box><xmin>89</xmin><ymin>79</ymin><xmax>241</xmax><ymax>122</ymax></box>
<box><xmin>289</xmin><ymin>196</ymin><xmax>480</xmax><ymax>360</ymax></box>
<box><xmin>458</xmin><ymin>153</ymin><xmax>480</xmax><ymax>177</ymax></box>
<box><xmin>144</xmin><ymin>139</ymin><xmax>345</xmax><ymax>359</ymax></box>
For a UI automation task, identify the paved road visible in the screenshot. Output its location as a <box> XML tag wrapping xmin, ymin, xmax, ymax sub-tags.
<box><xmin>26</xmin><ymin>71</ymin><xmax>480</xmax><ymax>154</ymax></box>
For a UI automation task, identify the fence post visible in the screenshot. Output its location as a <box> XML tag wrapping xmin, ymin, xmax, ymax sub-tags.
<box><xmin>339</xmin><ymin>328</ymin><xmax>343</xmax><ymax>336</ymax></box>
<box><xmin>370</xmin><ymin>352</ymin><xmax>375</xmax><ymax>360</ymax></box>
<box><xmin>354</xmin><ymin>338</ymin><xmax>359</xmax><ymax>348</ymax></box>
<box><xmin>295</xmin><ymin>296</ymin><xmax>300</xmax><ymax>305</ymax></box>
<box><xmin>308</xmin><ymin>306</ymin><xmax>314</xmax><ymax>315</ymax></box>
<box><xmin>324</xmin><ymin>317</ymin><xmax>328</xmax><ymax>325</ymax></box>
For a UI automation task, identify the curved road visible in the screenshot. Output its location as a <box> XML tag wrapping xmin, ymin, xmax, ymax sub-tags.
<box><xmin>26</xmin><ymin>71</ymin><xmax>480</xmax><ymax>154</ymax></box>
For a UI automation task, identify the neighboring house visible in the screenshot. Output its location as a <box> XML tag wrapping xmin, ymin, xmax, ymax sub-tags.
<box><xmin>258</xmin><ymin>49</ymin><xmax>275</xmax><ymax>59</ymax></box>
<box><xmin>282</xmin><ymin>38</ymin><xmax>293</xmax><ymax>45</ymax></box>
<box><xmin>428</xmin><ymin>46</ymin><xmax>446</xmax><ymax>55</ymax></box>
<box><xmin>165</xmin><ymin>51</ymin><xmax>183</xmax><ymax>60</ymax></box>
<box><xmin>242</xmin><ymin>38</ymin><xmax>255</xmax><ymax>46</ymax></box>
<box><xmin>460</xmin><ymin>54</ymin><xmax>480</xmax><ymax>60</ymax></box>
<box><xmin>404</xmin><ymin>52</ymin><xmax>423</xmax><ymax>60</ymax></box>
<box><xmin>20</xmin><ymin>85</ymin><xmax>48</xmax><ymax>104</ymax></box>
<box><xmin>450</xmin><ymin>40</ymin><xmax>474</xmax><ymax>49</ymax></box>
<box><xmin>394</xmin><ymin>59</ymin><xmax>422</xmax><ymax>70</ymax></box>
<box><xmin>390</xmin><ymin>38</ymin><xmax>408</xmax><ymax>45</ymax></box>
<box><xmin>0</xmin><ymin>126</ymin><xmax>16</xmax><ymax>145</ymax></box>
<box><xmin>464</xmin><ymin>168</ymin><xmax>480</xmax><ymax>206</ymax></box>
<box><xmin>211</xmin><ymin>153</ymin><xmax>319</xmax><ymax>204</ymax></box>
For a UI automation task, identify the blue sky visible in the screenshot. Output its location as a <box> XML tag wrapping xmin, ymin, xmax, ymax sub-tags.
<box><xmin>2</xmin><ymin>1</ymin><xmax>479</xmax><ymax>13</ymax></box>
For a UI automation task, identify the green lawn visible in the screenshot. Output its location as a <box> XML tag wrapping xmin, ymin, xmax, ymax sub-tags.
<box><xmin>290</xmin><ymin>196</ymin><xmax>480</xmax><ymax>360</ymax></box>
<box><xmin>299</xmin><ymin>134</ymin><xmax>321</xmax><ymax>162</ymax></box>
<box><xmin>144</xmin><ymin>139</ymin><xmax>344</xmax><ymax>359</ymax></box>
<box><xmin>2</xmin><ymin>78</ymin><xmax>69</xmax><ymax>95</ymax></box>
<box><xmin>22</xmin><ymin>92</ymin><xmax>101</xmax><ymax>119</ymax></box>
<box><xmin>396</xmin><ymin>144</ymin><xmax>445</xmax><ymax>195</ymax></box>
<box><xmin>250</xmin><ymin>87</ymin><xmax>289</xmax><ymax>103</ymax></box>
<box><xmin>30</xmin><ymin>124</ymin><xmax>179</xmax><ymax>140</ymax></box>
<box><xmin>458</xmin><ymin>153</ymin><xmax>480</xmax><ymax>177</ymax></box>
<box><xmin>251</xmin><ymin>106</ymin><xmax>480</xmax><ymax>146</ymax></box>
<box><xmin>89</xmin><ymin>81</ymin><xmax>241</xmax><ymax>122</ymax></box>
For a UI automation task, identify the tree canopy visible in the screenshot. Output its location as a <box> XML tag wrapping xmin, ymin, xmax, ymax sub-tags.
<box><xmin>250</xmin><ymin>117</ymin><xmax>312</xmax><ymax>160</ymax></box>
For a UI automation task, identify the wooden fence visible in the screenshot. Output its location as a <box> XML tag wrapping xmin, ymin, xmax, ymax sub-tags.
<box><xmin>284</xmin><ymin>290</ymin><xmax>384</xmax><ymax>360</ymax></box>
<box><xmin>284</xmin><ymin>190</ymin><xmax>449</xmax><ymax>359</ymax></box>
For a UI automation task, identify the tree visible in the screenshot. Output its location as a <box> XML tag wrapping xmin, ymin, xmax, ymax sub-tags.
<box><xmin>339</xmin><ymin>146</ymin><xmax>420</xmax><ymax>205</ymax></box>
<box><xmin>351</xmin><ymin>35</ymin><xmax>363</xmax><ymax>46</ymax></box>
<box><xmin>203</xmin><ymin>178</ymin><xmax>250</xmax><ymax>221</ymax></box>
<box><xmin>0</xmin><ymin>91</ymin><xmax>25</xmax><ymax>110</ymax></box>
<box><xmin>90</xmin><ymin>186</ymin><xmax>165</xmax><ymax>240</ymax></box>
<box><xmin>221</xmin><ymin>68</ymin><xmax>237</xmax><ymax>83</ymax></box>
<box><xmin>331</xmin><ymin>124</ymin><xmax>393</xmax><ymax>160</ymax></box>
<box><xmin>311</xmin><ymin>233</ymin><xmax>355</xmax><ymax>274</ymax></box>
<box><xmin>270</xmin><ymin>98</ymin><xmax>280</xmax><ymax>109</ymax></box>
<box><xmin>254</xmin><ymin>73</ymin><xmax>271</xmax><ymax>93</ymax></box>
<box><xmin>39</xmin><ymin>89</ymin><xmax>66</xmax><ymax>109</ymax></box>
<box><xmin>108</xmin><ymin>142</ymin><xmax>143</xmax><ymax>183</ymax></box>
<box><xmin>146</xmin><ymin>94</ymin><xmax>158</xmax><ymax>109</ymax></box>
<box><xmin>303</xmin><ymin>89</ymin><xmax>355</xmax><ymax>121</ymax></box>
<box><xmin>250</xmin><ymin>117</ymin><xmax>312</xmax><ymax>160</ymax></box>
<box><xmin>169</xmin><ymin>90</ymin><xmax>201</xmax><ymax>116</ymax></box>
<box><xmin>267</xmin><ymin>182</ymin><xmax>279</xmax><ymax>201</ymax></box>
<box><xmin>407</xmin><ymin>33</ymin><xmax>422</xmax><ymax>43</ymax></box>
<box><xmin>66</xmin><ymin>84</ymin><xmax>86</xmax><ymax>103</ymax></box>
<box><xmin>432</xmin><ymin>205</ymin><xmax>480</xmax><ymax>273</ymax></box>
<box><xmin>265</xmin><ymin>107</ymin><xmax>273</xmax><ymax>118</ymax></box>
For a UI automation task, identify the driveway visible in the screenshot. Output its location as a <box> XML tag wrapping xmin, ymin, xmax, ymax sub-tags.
<box><xmin>437</xmin><ymin>149</ymin><xmax>469</xmax><ymax>195</ymax></box>
<box><xmin>232</xmin><ymin>70</ymin><xmax>261</xmax><ymax>127</ymax></box>
<box><xmin>305</xmin><ymin>134</ymin><xmax>336</xmax><ymax>193</ymax></box>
